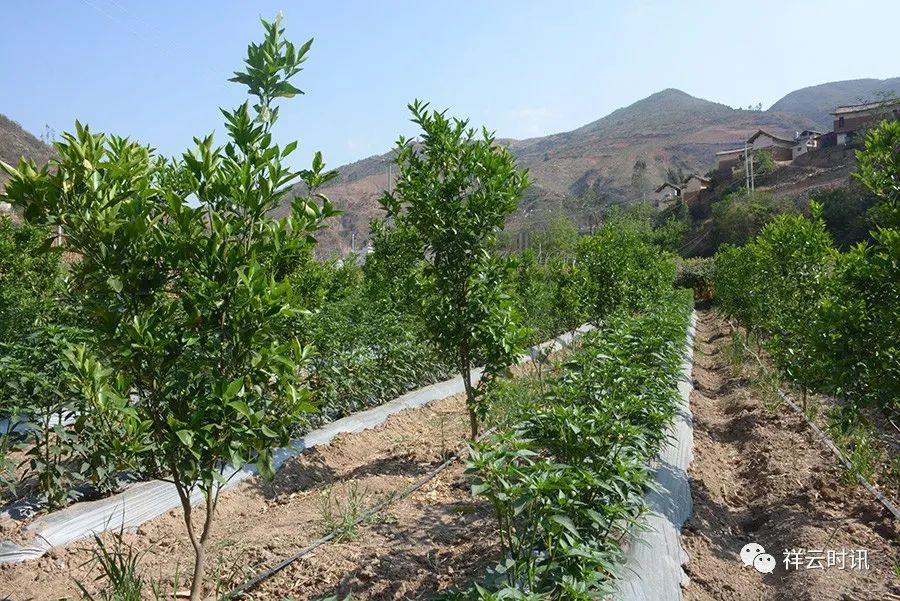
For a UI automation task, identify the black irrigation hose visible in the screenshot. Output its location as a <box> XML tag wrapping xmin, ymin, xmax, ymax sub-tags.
<box><xmin>224</xmin><ymin>428</ymin><xmax>495</xmax><ymax>599</ymax></box>
<box><xmin>732</xmin><ymin>323</ymin><xmax>900</xmax><ymax>522</ymax></box>
<box><xmin>225</xmin><ymin>330</ymin><xmax>588</xmax><ymax>597</ymax></box>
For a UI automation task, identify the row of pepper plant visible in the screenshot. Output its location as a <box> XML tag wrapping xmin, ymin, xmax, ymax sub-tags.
<box><xmin>442</xmin><ymin>224</ymin><xmax>692</xmax><ymax>599</ymax></box>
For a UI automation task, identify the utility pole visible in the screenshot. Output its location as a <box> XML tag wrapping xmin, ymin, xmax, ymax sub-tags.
<box><xmin>744</xmin><ymin>143</ymin><xmax>750</xmax><ymax>193</ymax></box>
<box><xmin>351</xmin><ymin>231</ymin><xmax>356</xmax><ymax>253</ymax></box>
<box><xmin>750</xmin><ymin>151</ymin><xmax>755</xmax><ymax>191</ymax></box>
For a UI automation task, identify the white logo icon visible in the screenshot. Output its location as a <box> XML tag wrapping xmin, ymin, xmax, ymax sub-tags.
<box><xmin>740</xmin><ymin>542</ymin><xmax>774</xmax><ymax>573</ymax></box>
<box><xmin>740</xmin><ymin>542</ymin><xmax>766</xmax><ymax>567</ymax></box>
<box><xmin>753</xmin><ymin>553</ymin><xmax>776</xmax><ymax>574</ymax></box>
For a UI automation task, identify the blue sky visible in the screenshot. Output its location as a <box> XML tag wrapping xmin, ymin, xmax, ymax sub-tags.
<box><xmin>2</xmin><ymin>1</ymin><xmax>898</xmax><ymax>169</ymax></box>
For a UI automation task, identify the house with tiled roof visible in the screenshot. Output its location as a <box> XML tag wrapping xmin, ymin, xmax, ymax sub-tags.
<box><xmin>746</xmin><ymin>130</ymin><xmax>795</xmax><ymax>161</ymax></box>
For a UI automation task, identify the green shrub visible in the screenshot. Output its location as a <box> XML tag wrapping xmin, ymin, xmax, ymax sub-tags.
<box><xmin>754</xmin><ymin>210</ymin><xmax>835</xmax><ymax>405</ymax></box>
<box><xmin>296</xmin><ymin>291</ymin><xmax>453</xmax><ymax>424</ymax></box>
<box><xmin>0</xmin><ymin>217</ymin><xmax>61</xmax><ymax>343</ymax></box>
<box><xmin>813</xmin><ymin>186</ymin><xmax>876</xmax><ymax>250</ymax></box>
<box><xmin>379</xmin><ymin>101</ymin><xmax>530</xmax><ymax>438</ymax></box>
<box><xmin>711</xmin><ymin>190</ymin><xmax>797</xmax><ymax>246</ymax></box>
<box><xmin>674</xmin><ymin>257</ymin><xmax>713</xmax><ymax>300</ymax></box>
<box><xmin>576</xmin><ymin>222</ymin><xmax>676</xmax><ymax>322</ymax></box>
<box><xmin>3</xmin><ymin>16</ymin><xmax>336</xmax><ymax>600</ymax></box>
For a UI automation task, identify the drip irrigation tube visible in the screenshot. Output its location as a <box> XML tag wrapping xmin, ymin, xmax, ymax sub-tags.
<box><xmin>225</xmin><ymin>428</ymin><xmax>494</xmax><ymax>599</ymax></box>
<box><xmin>737</xmin><ymin>326</ymin><xmax>900</xmax><ymax>522</ymax></box>
<box><xmin>0</xmin><ymin>324</ymin><xmax>593</xmax><ymax>565</ymax></box>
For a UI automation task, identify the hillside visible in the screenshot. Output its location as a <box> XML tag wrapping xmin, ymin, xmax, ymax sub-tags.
<box><xmin>0</xmin><ymin>115</ymin><xmax>54</xmax><ymax>187</ymax></box>
<box><xmin>8</xmin><ymin>79</ymin><xmax>893</xmax><ymax>256</ymax></box>
<box><xmin>305</xmin><ymin>88</ymin><xmax>818</xmax><ymax>255</ymax></box>
<box><xmin>768</xmin><ymin>77</ymin><xmax>900</xmax><ymax>130</ymax></box>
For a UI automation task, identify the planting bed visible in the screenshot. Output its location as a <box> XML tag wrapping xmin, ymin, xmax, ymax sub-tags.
<box><xmin>0</xmin><ymin>389</ymin><xmax>488</xmax><ymax>599</ymax></box>
<box><xmin>0</xmin><ymin>339</ymin><xmax>579</xmax><ymax>601</ymax></box>
<box><xmin>681</xmin><ymin>310</ymin><xmax>899</xmax><ymax>601</ymax></box>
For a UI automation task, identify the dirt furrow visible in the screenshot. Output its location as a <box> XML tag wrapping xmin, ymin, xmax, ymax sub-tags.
<box><xmin>681</xmin><ymin>310</ymin><xmax>899</xmax><ymax>601</ymax></box>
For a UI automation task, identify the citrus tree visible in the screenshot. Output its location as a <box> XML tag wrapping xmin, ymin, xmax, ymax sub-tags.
<box><xmin>754</xmin><ymin>208</ymin><xmax>835</xmax><ymax>408</ymax></box>
<box><xmin>828</xmin><ymin>120</ymin><xmax>900</xmax><ymax>413</ymax></box>
<box><xmin>1</xmin><ymin>16</ymin><xmax>336</xmax><ymax>600</ymax></box>
<box><xmin>576</xmin><ymin>220</ymin><xmax>676</xmax><ymax>322</ymax></box>
<box><xmin>380</xmin><ymin>102</ymin><xmax>529</xmax><ymax>438</ymax></box>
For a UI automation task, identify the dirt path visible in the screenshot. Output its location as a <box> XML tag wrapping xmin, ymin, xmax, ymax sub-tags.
<box><xmin>681</xmin><ymin>310</ymin><xmax>899</xmax><ymax>601</ymax></box>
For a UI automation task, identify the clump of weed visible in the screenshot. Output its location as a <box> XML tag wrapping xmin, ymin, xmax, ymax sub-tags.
<box><xmin>362</xmin><ymin>490</ymin><xmax>398</xmax><ymax>526</ymax></box>
<box><xmin>318</xmin><ymin>481</ymin><xmax>365</xmax><ymax>542</ymax></box>
<box><xmin>725</xmin><ymin>328</ymin><xmax>746</xmax><ymax>377</ymax></box>
<box><xmin>750</xmin><ymin>364</ymin><xmax>782</xmax><ymax>410</ymax></box>
<box><xmin>209</xmin><ymin>555</ymin><xmax>246</xmax><ymax>600</ymax></box>
<box><xmin>427</xmin><ymin>408</ymin><xmax>458</xmax><ymax>461</ymax></box>
<box><xmin>825</xmin><ymin>408</ymin><xmax>885</xmax><ymax>486</ymax></box>
<box><xmin>76</xmin><ymin>528</ymin><xmax>145</xmax><ymax>601</ymax></box>
<box><xmin>482</xmin><ymin>375</ymin><xmax>544</xmax><ymax>430</ymax></box>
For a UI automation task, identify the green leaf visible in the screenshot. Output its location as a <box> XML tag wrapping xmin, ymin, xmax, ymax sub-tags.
<box><xmin>176</xmin><ymin>430</ymin><xmax>194</xmax><ymax>447</ymax></box>
<box><xmin>223</xmin><ymin>378</ymin><xmax>243</xmax><ymax>401</ymax></box>
<box><xmin>257</xmin><ymin>450</ymin><xmax>275</xmax><ymax>480</ymax></box>
<box><xmin>550</xmin><ymin>514</ymin><xmax>580</xmax><ymax>537</ymax></box>
<box><xmin>228</xmin><ymin>400</ymin><xmax>252</xmax><ymax>419</ymax></box>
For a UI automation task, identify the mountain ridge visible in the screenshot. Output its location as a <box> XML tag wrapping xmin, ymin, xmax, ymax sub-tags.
<box><xmin>299</xmin><ymin>87</ymin><xmax>822</xmax><ymax>253</ymax></box>
<box><xmin>768</xmin><ymin>76</ymin><xmax>900</xmax><ymax>129</ymax></box>
<box><xmin>3</xmin><ymin>76</ymin><xmax>898</xmax><ymax>253</ymax></box>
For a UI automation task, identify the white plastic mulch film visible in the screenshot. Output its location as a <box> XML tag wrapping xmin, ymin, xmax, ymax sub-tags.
<box><xmin>0</xmin><ymin>325</ymin><xmax>593</xmax><ymax>564</ymax></box>
<box><xmin>615</xmin><ymin>311</ymin><xmax>697</xmax><ymax>601</ymax></box>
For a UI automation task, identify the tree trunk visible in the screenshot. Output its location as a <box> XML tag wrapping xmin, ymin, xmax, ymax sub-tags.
<box><xmin>460</xmin><ymin>340</ymin><xmax>478</xmax><ymax>439</ymax></box>
<box><xmin>462</xmin><ymin>364</ymin><xmax>477</xmax><ymax>440</ymax></box>
<box><xmin>467</xmin><ymin>404</ymin><xmax>478</xmax><ymax>440</ymax></box>
<box><xmin>174</xmin><ymin>482</ymin><xmax>219</xmax><ymax>601</ymax></box>
<box><xmin>190</xmin><ymin>542</ymin><xmax>207</xmax><ymax>601</ymax></box>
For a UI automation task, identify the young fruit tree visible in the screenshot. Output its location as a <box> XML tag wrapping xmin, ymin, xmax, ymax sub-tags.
<box><xmin>380</xmin><ymin>102</ymin><xmax>529</xmax><ymax>438</ymax></box>
<box><xmin>1</xmin><ymin>16</ymin><xmax>337</xmax><ymax>601</ymax></box>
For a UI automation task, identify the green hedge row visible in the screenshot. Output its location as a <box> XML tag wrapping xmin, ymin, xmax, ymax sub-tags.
<box><xmin>713</xmin><ymin>210</ymin><xmax>899</xmax><ymax>416</ymax></box>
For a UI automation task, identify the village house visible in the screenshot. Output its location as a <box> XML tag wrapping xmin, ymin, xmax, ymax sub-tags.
<box><xmin>832</xmin><ymin>99</ymin><xmax>900</xmax><ymax>145</ymax></box>
<box><xmin>746</xmin><ymin>130</ymin><xmax>795</xmax><ymax>161</ymax></box>
<box><xmin>716</xmin><ymin>128</ymin><xmax>814</xmax><ymax>176</ymax></box>
<box><xmin>652</xmin><ymin>181</ymin><xmax>681</xmax><ymax>209</ymax></box>
<box><xmin>792</xmin><ymin>129</ymin><xmax>822</xmax><ymax>159</ymax></box>
<box><xmin>681</xmin><ymin>174</ymin><xmax>710</xmax><ymax>205</ymax></box>
<box><xmin>715</xmin><ymin>147</ymin><xmax>744</xmax><ymax>177</ymax></box>
<box><xmin>682</xmin><ymin>174</ymin><xmax>710</xmax><ymax>194</ymax></box>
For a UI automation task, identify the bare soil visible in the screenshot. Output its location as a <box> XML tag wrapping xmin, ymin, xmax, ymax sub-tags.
<box><xmin>681</xmin><ymin>310</ymin><xmax>900</xmax><ymax>601</ymax></box>
<box><xmin>0</xmin><ymin>387</ymin><xmax>499</xmax><ymax>600</ymax></box>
